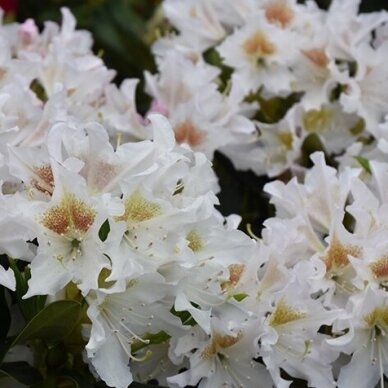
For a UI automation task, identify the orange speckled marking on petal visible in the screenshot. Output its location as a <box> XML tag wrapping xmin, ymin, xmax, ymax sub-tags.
<box><xmin>31</xmin><ymin>164</ymin><xmax>54</xmax><ymax>195</ymax></box>
<box><xmin>301</xmin><ymin>48</ymin><xmax>329</xmax><ymax>68</ymax></box>
<box><xmin>243</xmin><ymin>30</ymin><xmax>276</xmax><ymax>57</ymax></box>
<box><xmin>41</xmin><ymin>204</ymin><xmax>69</xmax><ymax>235</ymax></box>
<box><xmin>264</xmin><ymin>1</ymin><xmax>294</xmax><ymax>28</ymax></box>
<box><xmin>201</xmin><ymin>332</ymin><xmax>242</xmax><ymax>360</ymax></box>
<box><xmin>324</xmin><ymin>235</ymin><xmax>361</xmax><ymax>272</ymax></box>
<box><xmin>82</xmin><ymin>159</ymin><xmax>117</xmax><ymax>192</ymax></box>
<box><xmin>370</xmin><ymin>256</ymin><xmax>388</xmax><ymax>281</ymax></box>
<box><xmin>221</xmin><ymin>264</ymin><xmax>245</xmax><ymax>291</ymax></box>
<box><xmin>174</xmin><ymin>121</ymin><xmax>205</xmax><ymax>147</ymax></box>
<box><xmin>41</xmin><ymin>193</ymin><xmax>95</xmax><ymax>235</ymax></box>
<box><xmin>228</xmin><ymin>264</ymin><xmax>245</xmax><ymax>286</ymax></box>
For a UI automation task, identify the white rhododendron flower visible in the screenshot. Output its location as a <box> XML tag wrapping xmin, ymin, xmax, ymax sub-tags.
<box><xmin>85</xmin><ymin>273</ymin><xmax>180</xmax><ymax>388</ymax></box>
<box><xmin>145</xmin><ymin>51</ymin><xmax>255</xmax><ymax>159</ymax></box>
<box><xmin>328</xmin><ymin>287</ymin><xmax>388</xmax><ymax>388</ymax></box>
<box><xmin>23</xmin><ymin>163</ymin><xmax>121</xmax><ymax>297</ymax></box>
<box><xmin>218</xmin><ymin>14</ymin><xmax>297</xmax><ymax>94</ymax></box>
<box><xmin>167</xmin><ymin>314</ymin><xmax>273</xmax><ymax>388</ymax></box>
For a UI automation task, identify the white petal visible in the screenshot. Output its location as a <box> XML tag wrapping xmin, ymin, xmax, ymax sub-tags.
<box><xmin>148</xmin><ymin>114</ymin><xmax>175</xmax><ymax>151</ymax></box>
<box><xmin>24</xmin><ymin>254</ymin><xmax>72</xmax><ymax>297</ymax></box>
<box><xmin>90</xmin><ymin>329</ymin><xmax>133</xmax><ymax>388</ymax></box>
<box><xmin>337</xmin><ymin>349</ymin><xmax>379</xmax><ymax>388</ymax></box>
<box><xmin>0</xmin><ymin>266</ymin><xmax>15</xmax><ymax>291</ymax></box>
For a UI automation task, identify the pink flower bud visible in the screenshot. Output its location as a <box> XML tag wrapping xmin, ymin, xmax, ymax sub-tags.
<box><xmin>18</xmin><ymin>19</ymin><xmax>38</xmax><ymax>45</ymax></box>
<box><xmin>150</xmin><ymin>99</ymin><xmax>169</xmax><ymax>117</ymax></box>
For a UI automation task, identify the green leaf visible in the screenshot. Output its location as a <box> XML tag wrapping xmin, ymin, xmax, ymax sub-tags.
<box><xmin>130</xmin><ymin>383</ymin><xmax>163</xmax><ymax>388</ymax></box>
<box><xmin>131</xmin><ymin>331</ymin><xmax>170</xmax><ymax>353</ymax></box>
<box><xmin>98</xmin><ymin>219</ymin><xmax>110</xmax><ymax>242</ymax></box>
<box><xmin>0</xmin><ymin>361</ymin><xmax>42</xmax><ymax>385</ymax></box>
<box><xmin>232</xmin><ymin>293</ymin><xmax>248</xmax><ymax>302</ymax></box>
<box><xmin>8</xmin><ymin>258</ymin><xmax>47</xmax><ymax>322</ymax></box>
<box><xmin>212</xmin><ymin>151</ymin><xmax>274</xmax><ymax>236</ymax></box>
<box><xmin>58</xmin><ymin>369</ymin><xmax>94</xmax><ymax>388</ymax></box>
<box><xmin>300</xmin><ymin>133</ymin><xmax>326</xmax><ymax>166</ymax></box>
<box><xmin>8</xmin><ymin>258</ymin><xmax>28</xmax><ymax>303</ymax></box>
<box><xmin>31</xmin><ymin>376</ymin><xmax>58</xmax><ymax>388</ymax></box>
<box><xmin>12</xmin><ymin>300</ymin><xmax>81</xmax><ymax>347</ymax></box>
<box><xmin>0</xmin><ymin>286</ymin><xmax>10</xmax><ymax>342</ymax></box>
<box><xmin>354</xmin><ymin>156</ymin><xmax>372</xmax><ymax>174</ymax></box>
<box><xmin>0</xmin><ymin>337</ymin><xmax>15</xmax><ymax>366</ymax></box>
<box><xmin>203</xmin><ymin>48</ymin><xmax>233</xmax><ymax>92</ymax></box>
<box><xmin>170</xmin><ymin>307</ymin><xmax>196</xmax><ymax>327</ymax></box>
<box><xmin>110</xmin><ymin>0</ymin><xmax>146</xmax><ymax>39</ymax></box>
<box><xmin>349</xmin><ymin>118</ymin><xmax>365</xmax><ymax>136</ymax></box>
<box><xmin>245</xmin><ymin>91</ymin><xmax>302</xmax><ymax>123</ymax></box>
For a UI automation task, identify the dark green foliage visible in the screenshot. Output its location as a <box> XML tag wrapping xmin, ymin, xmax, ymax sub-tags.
<box><xmin>213</xmin><ymin>151</ymin><xmax>274</xmax><ymax>237</ymax></box>
<box><xmin>8</xmin><ymin>258</ymin><xmax>47</xmax><ymax>323</ymax></box>
<box><xmin>0</xmin><ymin>362</ymin><xmax>43</xmax><ymax>385</ymax></box>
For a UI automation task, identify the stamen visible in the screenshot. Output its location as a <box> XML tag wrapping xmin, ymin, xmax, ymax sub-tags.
<box><xmin>370</xmin><ymin>328</ymin><xmax>376</xmax><ymax>364</ymax></box>
<box><xmin>102</xmin><ymin>306</ymin><xmax>148</xmax><ymax>345</ymax></box>
<box><xmin>116</xmin><ymin>132</ymin><xmax>122</xmax><ymax>148</ymax></box>
<box><xmin>187</xmin><ymin>230</ymin><xmax>203</xmax><ymax>252</ymax></box>
<box><xmin>246</xmin><ymin>223</ymin><xmax>260</xmax><ymax>241</ymax></box>
<box><xmin>378</xmin><ymin>339</ymin><xmax>384</xmax><ymax>388</ymax></box>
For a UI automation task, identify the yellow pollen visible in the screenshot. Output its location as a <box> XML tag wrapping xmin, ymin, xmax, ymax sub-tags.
<box><xmin>303</xmin><ymin>107</ymin><xmax>333</xmax><ymax>134</ymax></box>
<box><xmin>269</xmin><ymin>299</ymin><xmax>306</xmax><ymax>326</ymax></box>
<box><xmin>264</xmin><ymin>1</ymin><xmax>294</xmax><ymax>28</ymax></box>
<box><xmin>40</xmin><ymin>193</ymin><xmax>95</xmax><ymax>235</ymax></box>
<box><xmin>174</xmin><ymin>120</ymin><xmax>205</xmax><ymax>147</ymax></box>
<box><xmin>187</xmin><ymin>230</ymin><xmax>203</xmax><ymax>252</ymax></box>
<box><xmin>324</xmin><ymin>235</ymin><xmax>361</xmax><ymax>273</ymax></box>
<box><xmin>119</xmin><ymin>191</ymin><xmax>161</xmax><ymax>223</ymax></box>
<box><xmin>277</xmin><ymin>131</ymin><xmax>293</xmax><ymax>149</ymax></box>
<box><xmin>201</xmin><ymin>332</ymin><xmax>242</xmax><ymax>360</ymax></box>
<box><xmin>370</xmin><ymin>257</ymin><xmax>388</xmax><ymax>282</ymax></box>
<box><xmin>363</xmin><ymin>306</ymin><xmax>388</xmax><ymax>328</ymax></box>
<box><xmin>301</xmin><ymin>47</ymin><xmax>329</xmax><ymax>68</ymax></box>
<box><xmin>243</xmin><ymin>30</ymin><xmax>276</xmax><ymax>57</ymax></box>
<box><xmin>201</xmin><ymin>342</ymin><xmax>216</xmax><ymax>361</ymax></box>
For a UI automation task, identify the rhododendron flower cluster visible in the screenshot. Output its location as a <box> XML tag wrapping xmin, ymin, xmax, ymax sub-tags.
<box><xmin>150</xmin><ymin>0</ymin><xmax>388</xmax><ymax>177</ymax></box>
<box><xmin>2</xmin><ymin>2</ymin><xmax>388</xmax><ymax>388</ymax></box>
